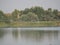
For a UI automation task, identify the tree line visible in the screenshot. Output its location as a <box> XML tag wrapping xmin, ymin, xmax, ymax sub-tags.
<box><xmin>0</xmin><ymin>6</ymin><xmax>60</xmax><ymax>23</ymax></box>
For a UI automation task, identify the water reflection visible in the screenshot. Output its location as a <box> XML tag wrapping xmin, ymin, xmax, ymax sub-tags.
<box><xmin>12</xmin><ymin>30</ymin><xmax>19</xmax><ymax>39</ymax></box>
<box><xmin>20</xmin><ymin>31</ymin><xmax>45</xmax><ymax>41</ymax></box>
<box><xmin>12</xmin><ymin>30</ymin><xmax>59</xmax><ymax>43</ymax></box>
<box><xmin>23</xmin><ymin>31</ymin><xmax>58</xmax><ymax>39</ymax></box>
<box><xmin>0</xmin><ymin>29</ymin><xmax>5</xmax><ymax>38</ymax></box>
<box><xmin>0</xmin><ymin>28</ymin><xmax>60</xmax><ymax>45</ymax></box>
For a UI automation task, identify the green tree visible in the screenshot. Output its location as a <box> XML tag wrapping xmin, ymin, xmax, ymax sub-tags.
<box><xmin>53</xmin><ymin>9</ymin><xmax>59</xmax><ymax>20</ymax></box>
<box><xmin>20</xmin><ymin>12</ymin><xmax>39</xmax><ymax>22</ymax></box>
<box><xmin>12</xmin><ymin>9</ymin><xmax>20</xmax><ymax>21</ymax></box>
<box><xmin>0</xmin><ymin>10</ymin><xmax>5</xmax><ymax>21</ymax></box>
<box><xmin>23</xmin><ymin>8</ymin><xmax>30</xmax><ymax>14</ymax></box>
<box><xmin>53</xmin><ymin>9</ymin><xmax>58</xmax><ymax>15</ymax></box>
<box><xmin>30</xmin><ymin>6</ymin><xmax>44</xmax><ymax>18</ymax></box>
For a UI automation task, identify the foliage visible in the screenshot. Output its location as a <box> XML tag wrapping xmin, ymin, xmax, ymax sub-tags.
<box><xmin>0</xmin><ymin>6</ymin><xmax>60</xmax><ymax>22</ymax></box>
<box><xmin>0</xmin><ymin>10</ymin><xmax>5</xmax><ymax>21</ymax></box>
<box><xmin>12</xmin><ymin>9</ymin><xmax>20</xmax><ymax>21</ymax></box>
<box><xmin>20</xmin><ymin>12</ymin><xmax>39</xmax><ymax>22</ymax></box>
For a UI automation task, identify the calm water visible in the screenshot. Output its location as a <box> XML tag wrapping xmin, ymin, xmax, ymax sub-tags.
<box><xmin>0</xmin><ymin>28</ymin><xmax>60</xmax><ymax>45</ymax></box>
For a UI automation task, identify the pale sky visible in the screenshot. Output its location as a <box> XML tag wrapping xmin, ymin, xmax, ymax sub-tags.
<box><xmin>0</xmin><ymin>0</ymin><xmax>60</xmax><ymax>13</ymax></box>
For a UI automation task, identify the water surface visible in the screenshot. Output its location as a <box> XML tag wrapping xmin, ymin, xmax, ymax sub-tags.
<box><xmin>0</xmin><ymin>28</ymin><xmax>60</xmax><ymax>45</ymax></box>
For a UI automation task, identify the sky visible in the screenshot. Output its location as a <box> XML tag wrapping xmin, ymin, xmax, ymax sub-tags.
<box><xmin>0</xmin><ymin>0</ymin><xmax>60</xmax><ymax>13</ymax></box>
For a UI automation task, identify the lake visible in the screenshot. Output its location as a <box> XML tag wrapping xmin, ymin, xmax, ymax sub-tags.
<box><xmin>0</xmin><ymin>27</ymin><xmax>60</xmax><ymax>45</ymax></box>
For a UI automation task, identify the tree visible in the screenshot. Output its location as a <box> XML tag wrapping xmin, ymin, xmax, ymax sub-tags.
<box><xmin>0</xmin><ymin>10</ymin><xmax>5</xmax><ymax>21</ymax></box>
<box><xmin>20</xmin><ymin>12</ymin><xmax>39</xmax><ymax>22</ymax></box>
<box><xmin>48</xmin><ymin>8</ymin><xmax>52</xmax><ymax>12</ymax></box>
<box><xmin>23</xmin><ymin>8</ymin><xmax>30</xmax><ymax>14</ymax></box>
<box><xmin>53</xmin><ymin>9</ymin><xmax>58</xmax><ymax>16</ymax></box>
<box><xmin>12</xmin><ymin>9</ymin><xmax>20</xmax><ymax>21</ymax></box>
<box><xmin>52</xmin><ymin>9</ymin><xmax>59</xmax><ymax>20</ymax></box>
<box><xmin>29</xmin><ymin>6</ymin><xmax>44</xmax><ymax>20</ymax></box>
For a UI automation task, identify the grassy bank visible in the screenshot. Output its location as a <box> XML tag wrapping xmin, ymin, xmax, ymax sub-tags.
<box><xmin>8</xmin><ymin>21</ymin><xmax>60</xmax><ymax>27</ymax></box>
<box><xmin>0</xmin><ymin>21</ymin><xmax>60</xmax><ymax>27</ymax></box>
<box><xmin>0</xmin><ymin>22</ymin><xmax>8</xmax><ymax>27</ymax></box>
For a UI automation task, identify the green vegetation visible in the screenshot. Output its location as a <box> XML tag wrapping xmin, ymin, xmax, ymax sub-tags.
<box><xmin>0</xmin><ymin>21</ymin><xmax>60</xmax><ymax>27</ymax></box>
<box><xmin>8</xmin><ymin>21</ymin><xmax>60</xmax><ymax>27</ymax></box>
<box><xmin>0</xmin><ymin>6</ymin><xmax>60</xmax><ymax>27</ymax></box>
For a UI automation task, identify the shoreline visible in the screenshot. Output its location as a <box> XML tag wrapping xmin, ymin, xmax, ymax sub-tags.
<box><xmin>0</xmin><ymin>21</ymin><xmax>60</xmax><ymax>28</ymax></box>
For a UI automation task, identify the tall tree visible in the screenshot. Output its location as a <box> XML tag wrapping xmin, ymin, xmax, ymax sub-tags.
<box><xmin>12</xmin><ymin>9</ymin><xmax>20</xmax><ymax>21</ymax></box>
<box><xmin>53</xmin><ymin>9</ymin><xmax>58</xmax><ymax>15</ymax></box>
<box><xmin>30</xmin><ymin>6</ymin><xmax>44</xmax><ymax>20</ymax></box>
<box><xmin>20</xmin><ymin>12</ymin><xmax>39</xmax><ymax>22</ymax></box>
<box><xmin>0</xmin><ymin>10</ymin><xmax>5</xmax><ymax>21</ymax></box>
